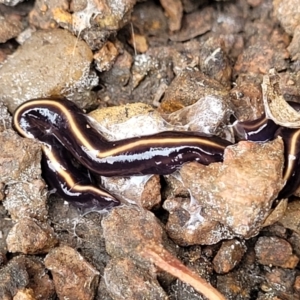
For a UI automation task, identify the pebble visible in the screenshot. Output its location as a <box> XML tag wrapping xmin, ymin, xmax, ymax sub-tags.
<box><xmin>6</xmin><ymin>217</ymin><xmax>58</xmax><ymax>254</ymax></box>
<box><xmin>255</xmin><ymin>236</ymin><xmax>299</xmax><ymax>268</ymax></box>
<box><xmin>180</xmin><ymin>138</ymin><xmax>284</xmax><ymax>238</ymax></box>
<box><xmin>0</xmin><ymin>28</ymin><xmax>96</xmax><ymax>113</ymax></box>
<box><xmin>44</xmin><ymin>245</ymin><xmax>100</xmax><ymax>300</ymax></box>
<box><xmin>213</xmin><ymin>239</ymin><xmax>247</xmax><ymax>274</ymax></box>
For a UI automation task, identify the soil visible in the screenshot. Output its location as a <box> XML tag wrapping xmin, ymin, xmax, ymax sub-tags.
<box><xmin>0</xmin><ymin>0</ymin><xmax>300</xmax><ymax>299</ymax></box>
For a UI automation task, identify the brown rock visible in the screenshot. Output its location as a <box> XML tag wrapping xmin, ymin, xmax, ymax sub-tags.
<box><xmin>104</xmin><ymin>258</ymin><xmax>167</xmax><ymax>300</ymax></box>
<box><xmin>140</xmin><ymin>175</ymin><xmax>161</xmax><ymax>210</ymax></box>
<box><xmin>44</xmin><ymin>245</ymin><xmax>100</xmax><ymax>300</ymax></box>
<box><xmin>0</xmin><ymin>256</ymin><xmax>29</xmax><ymax>299</ymax></box>
<box><xmin>255</xmin><ymin>236</ymin><xmax>299</xmax><ymax>268</ymax></box>
<box><xmin>29</xmin><ymin>0</ymin><xmax>69</xmax><ymax>29</ymax></box>
<box><xmin>294</xmin><ymin>276</ymin><xmax>300</xmax><ymax>293</ymax></box>
<box><xmin>160</xmin><ymin>69</ymin><xmax>230</xmax><ymax>114</ymax></box>
<box><xmin>163</xmin><ymin>197</ymin><xmax>234</xmax><ymax>246</ymax></box>
<box><xmin>169</xmin><ymin>7</ymin><xmax>214</xmax><ymax>42</ymax></box>
<box><xmin>278</xmin><ymin>200</ymin><xmax>300</xmax><ymax>234</ymax></box>
<box><xmin>93</xmin><ymin>41</ymin><xmax>119</xmax><ymax>72</ymax></box>
<box><xmin>6</xmin><ymin>218</ymin><xmax>58</xmax><ymax>254</ymax></box>
<box><xmin>273</xmin><ymin>0</ymin><xmax>300</xmax><ymax>35</ymax></box>
<box><xmin>0</xmin><ymin>13</ymin><xmax>23</xmax><ymax>43</ymax></box>
<box><xmin>0</xmin><ymin>28</ymin><xmax>95</xmax><ymax>113</ymax></box>
<box><xmin>288</xmin><ymin>25</ymin><xmax>300</xmax><ymax>61</ymax></box>
<box><xmin>288</xmin><ymin>232</ymin><xmax>300</xmax><ymax>257</ymax></box>
<box><xmin>160</xmin><ymin>0</ymin><xmax>183</xmax><ymax>32</ymax></box>
<box><xmin>1</xmin><ymin>130</ymin><xmax>48</xmax><ymax>221</ymax></box>
<box><xmin>213</xmin><ymin>239</ymin><xmax>247</xmax><ymax>274</ymax></box>
<box><xmin>162</xmin><ymin>174</ymin><xmax>190</xmax><ymax>199</ymax></box>
<box><xmin>23</xmin><ymin>256</ymin><xmax>55</xmax><ymax>300</ymax></box>
<box><xmin>199</xmin><ymin>37</ymin><xmax>232</xmax><ymax>88</ymax></box>
<box><xmin>263</xmin><ymin>268</ymin><xmax>297</xmax><ymax>298</ymax></box>
<box><xmin>234</xmin><ymin>42</ymin><xmax>289</xmax><ymax>76</ymax></box>
<box><xmin>180</xmin><ymin>138</ymin><xmax>284</xmax><ymax>237</ymax></box>
<box><xmin>128</xmin><ymin>33</ymin><xmax>148</xmax><ymax>53</ymax></box>
<box><xmin>0</xmin><ymin>255</ymin><xmax>54</xmax><ymax>299</ymax></box>
<box><xmin>102</xmin><ymin>206</ymin><xmax>164</xmax><ymax>265</ymax></box>
<box><xmin>230</xmin><ymin>81</ymin><xmax>264</xmax><ymax>121</ymax></box>
<box><xmin>13</xmin><ymin>289</ymin><xmax>35</xmax><ymax>300</ymax></box>
<box><xmin>262</xmin><ymin>199</ymin><xmax>288</xmax><ymax>228</ymax></box>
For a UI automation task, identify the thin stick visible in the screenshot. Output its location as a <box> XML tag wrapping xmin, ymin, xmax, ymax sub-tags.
<box><xmin>140</xmin><ymin>243</ymin><xmax>226</xmax><ymax>300</ymax></box>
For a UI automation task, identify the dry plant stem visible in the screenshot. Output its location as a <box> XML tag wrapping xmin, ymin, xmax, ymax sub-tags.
<box><xmin>141</xmin><ymin>243</ymin><xmax>226</xmax><ymax>300</ymax></box>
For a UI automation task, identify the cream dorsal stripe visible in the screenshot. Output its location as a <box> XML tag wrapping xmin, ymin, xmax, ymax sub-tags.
<box><xmin>13</xmin><ymin>98</ymin><xmax>232</xmax><ymax>177</ymax></box>
<box><xmin>40</xmin><ymin>135</ymin><xmax>119</xmax><ymax>212</ymax></box>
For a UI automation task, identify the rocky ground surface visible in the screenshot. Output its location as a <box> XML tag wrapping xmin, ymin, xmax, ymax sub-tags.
<box><xmin>0</xmin><ymin>0</ymin><xmax>300</xmax><ymax>299</ymax></box>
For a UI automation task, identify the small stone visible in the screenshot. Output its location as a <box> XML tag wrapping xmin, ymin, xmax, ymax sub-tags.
<box><xmin>104</xmin><ymin>258</ymin><xmax>167</xmax><ymax>300</ymax></box>
<box><xmin>102</xmin><ymin>206</ymin><xmax>164</xmax><ymax>264</ymax></box>
<box><xmin>278</xmin><ymin>200</ymin><xmax>300</xmax><ymax>234</ymax></box>
<box><xmin>6</xmin><ymin>218</ymin><xmax>58</xmax><ymax>254</ymax></box>
<box><xmin>94</xmin><ymin>41</ymin><xmax>119</xmax><ymax>72</ymax></box>
<box><xmin>1</xmin><ymin>130</ymin><xmax>48</xmax><ymax>221</ymax></box>
<box><xmin>128</xmin><ymin>33</ymin><xmax>148</xmax><ymax>53</ymax></box>
<box><xmin>294</xmin><ymin>276</ymin><xmax>300</xmax><ymax>293</ymax></box>
<box><xmin>0</xmin><ymin>13</ymin><xmax>23</xmax><ymax>43</ymax></box>
<box><xmin>263</xmin><ymin>268</ymin><xmax>297</xmax><ymax>297</ymax></box>
<box><xmin>180</xmin><ymin>138</ymin><xmax>284</xmax><ymax>238</ymax></box>
<box><xmin>160</xmin><ymin>69</ymin><xmax>231</xmax><ymax>114</ymax></box>
<box><xmin>0</xmin><ymin>256</ymin><xmax>29</xmax><ymax>299</ymax></box>
<box><xmin>273</xmin><ymin>0</ymin><xmax>300</xmax><ymax>35</ymax></box>
<box><xmin>13</xmin><ymin>288</ymin><xmax>35</xmax><ymax>300</ymax></box>
<box><xmin>160</xmin><ymin>0</ymin><xmax>183</xmax><ymax>31</ymax></box>
<box><xmin>0</xmin><ymin>28</ymin><xmax>96</xmax><ymax>113</ymax></box>
<box><xmin>163</xmin><ymin>197</ymin><xmax>234</xmax><ymax>246</ymax></box>
<box><xmin>255</xmin><ymin>236</ymin><xmax>299</xmax><ymax>268</ymax></box>
<box><xmin>44</xmin><ymin>245</ymin><xmax>100</xmax><ymax>300</ymax></box>
<box><xmin>213</xmin><ymin>239</ymin><xmax>247</xmax><ymax>274</ymax></box>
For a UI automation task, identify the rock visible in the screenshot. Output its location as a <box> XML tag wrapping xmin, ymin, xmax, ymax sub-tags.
<box><xmin>103</xmin><ymin>258</ymin><xmax>167</xmax><ymax>300</ymax></box>
<box><xmin>0</xmin><ymin>28</ymin><xmax>96</xmax><ymax>113</ymax></box>
<box><xmin>6</xmin><ymin>218</ymin><xmax>58</xmax><ymax>254</ymax></box>
<box><xmin>213</xmin><ymin>239</ymin><xmax>247</xmax><ymax>274</ymax></box>
<box><xmin>1</xmin><ymin>130</ymin><xmax>48</xmax><ymax>221</ymax></box>
<box><xmin>0</xmin><ymin>256</ymin><xmax>29</xmax><ymax>299</ymax></box>
<box><xmin>93</xmin><ymin>41</ymin><xmax>119</xmax><ymax>72</ymax></box>
<box><xmin>255</xmin><ymin>236</ymin><xmax>299</xmax><ymax>268</ymax></box>
<box><xmin>199</xmin><ymin>37</ymin><xmax>232</xmax><ymax>88</ymax></box>
<box><xmin>0</xmin><ymin>255</ymin><xmax>54</xmax><ymax>299</ymax></box>
<box><xmin>160</xmin><ymin>0</ymin><xmax>183</xmax><ymax>32</ymax></box>
<box><xmin>287</xmin><ymin>26</ymin><xmax>300</xmax><ymax>61</ymax></box>
<box><xmin>273</xmin><ymin>0</ymin><xmax>300</xmax><ymax>35</ymax></box>
<box><xmin>169</xmin><ymin>7</ymin><xmax>214</xmax><ymax>42</ymax></box>
<box><xmin>294</xmin><ymin>276</ymin><xmax>300</xmax><ymax>294</ymax></box>
<box><xmin>262</xmin><ymin>268</ymin><xmax>297</xmax><ymax>298</ymax></box>
<box><xmin>163</xmin><ymin>197</ymin><xmax>234</xmax><ymax>246</ymax></box>
<box><xmin>234</xmin><ymin>41</ymin><xmax>289</xmax><ymax>77</ymax></box>
<box><xmin>0</xmin><ymin>13</ymin><xmax>23</xmax><ymax>43</ymax></box>
<box><xmin>13</xmin><ymin>288</ymin><xmax>36</xmax><ymax>300</ymax></box>
<box><xmin>102</xmin><ymin>207</ymin><xmax>164</xmax><ymax>265</ymax></box>
<box><xmin>159</xmin><ymin>69</ymin><xmax>231</xmax><ymax>114</ymax></box>
<box><xmin>180</xmin><ymin>138</ymin><xmax>284</xmax><ymax>238</ymax></box>
<box><xmin>278</xmin><ymin>200</ymin><xmax>300</xmax><ymax>234</ymax></box>
<box><xmin>44</xmin><ymin>245</ymin><xmax>100</xmax><ymax>300</ymax></box>
<box><xmin>230</xmin><ymin>81</ymin><xmax>264</xmax><ymax>121</ymax></box>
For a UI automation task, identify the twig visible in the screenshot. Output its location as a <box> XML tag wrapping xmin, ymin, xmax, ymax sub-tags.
<box><xmin>140</xmin><ymin>243</ymin><xmax>226</xmax><ymax>300</ymax></box>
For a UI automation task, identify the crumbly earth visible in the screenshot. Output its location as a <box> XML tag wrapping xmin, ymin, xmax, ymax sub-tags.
<box><xmin>1</xmin><ymin>0</ymin><xmax>300</xmax><ymax>300</ymax></box>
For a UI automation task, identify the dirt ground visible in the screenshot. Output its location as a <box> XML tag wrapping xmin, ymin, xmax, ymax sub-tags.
<box><xmin>0</xmin><ymin>0</ymin><xmax>300</xmax><ymax>299</ymax></box>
